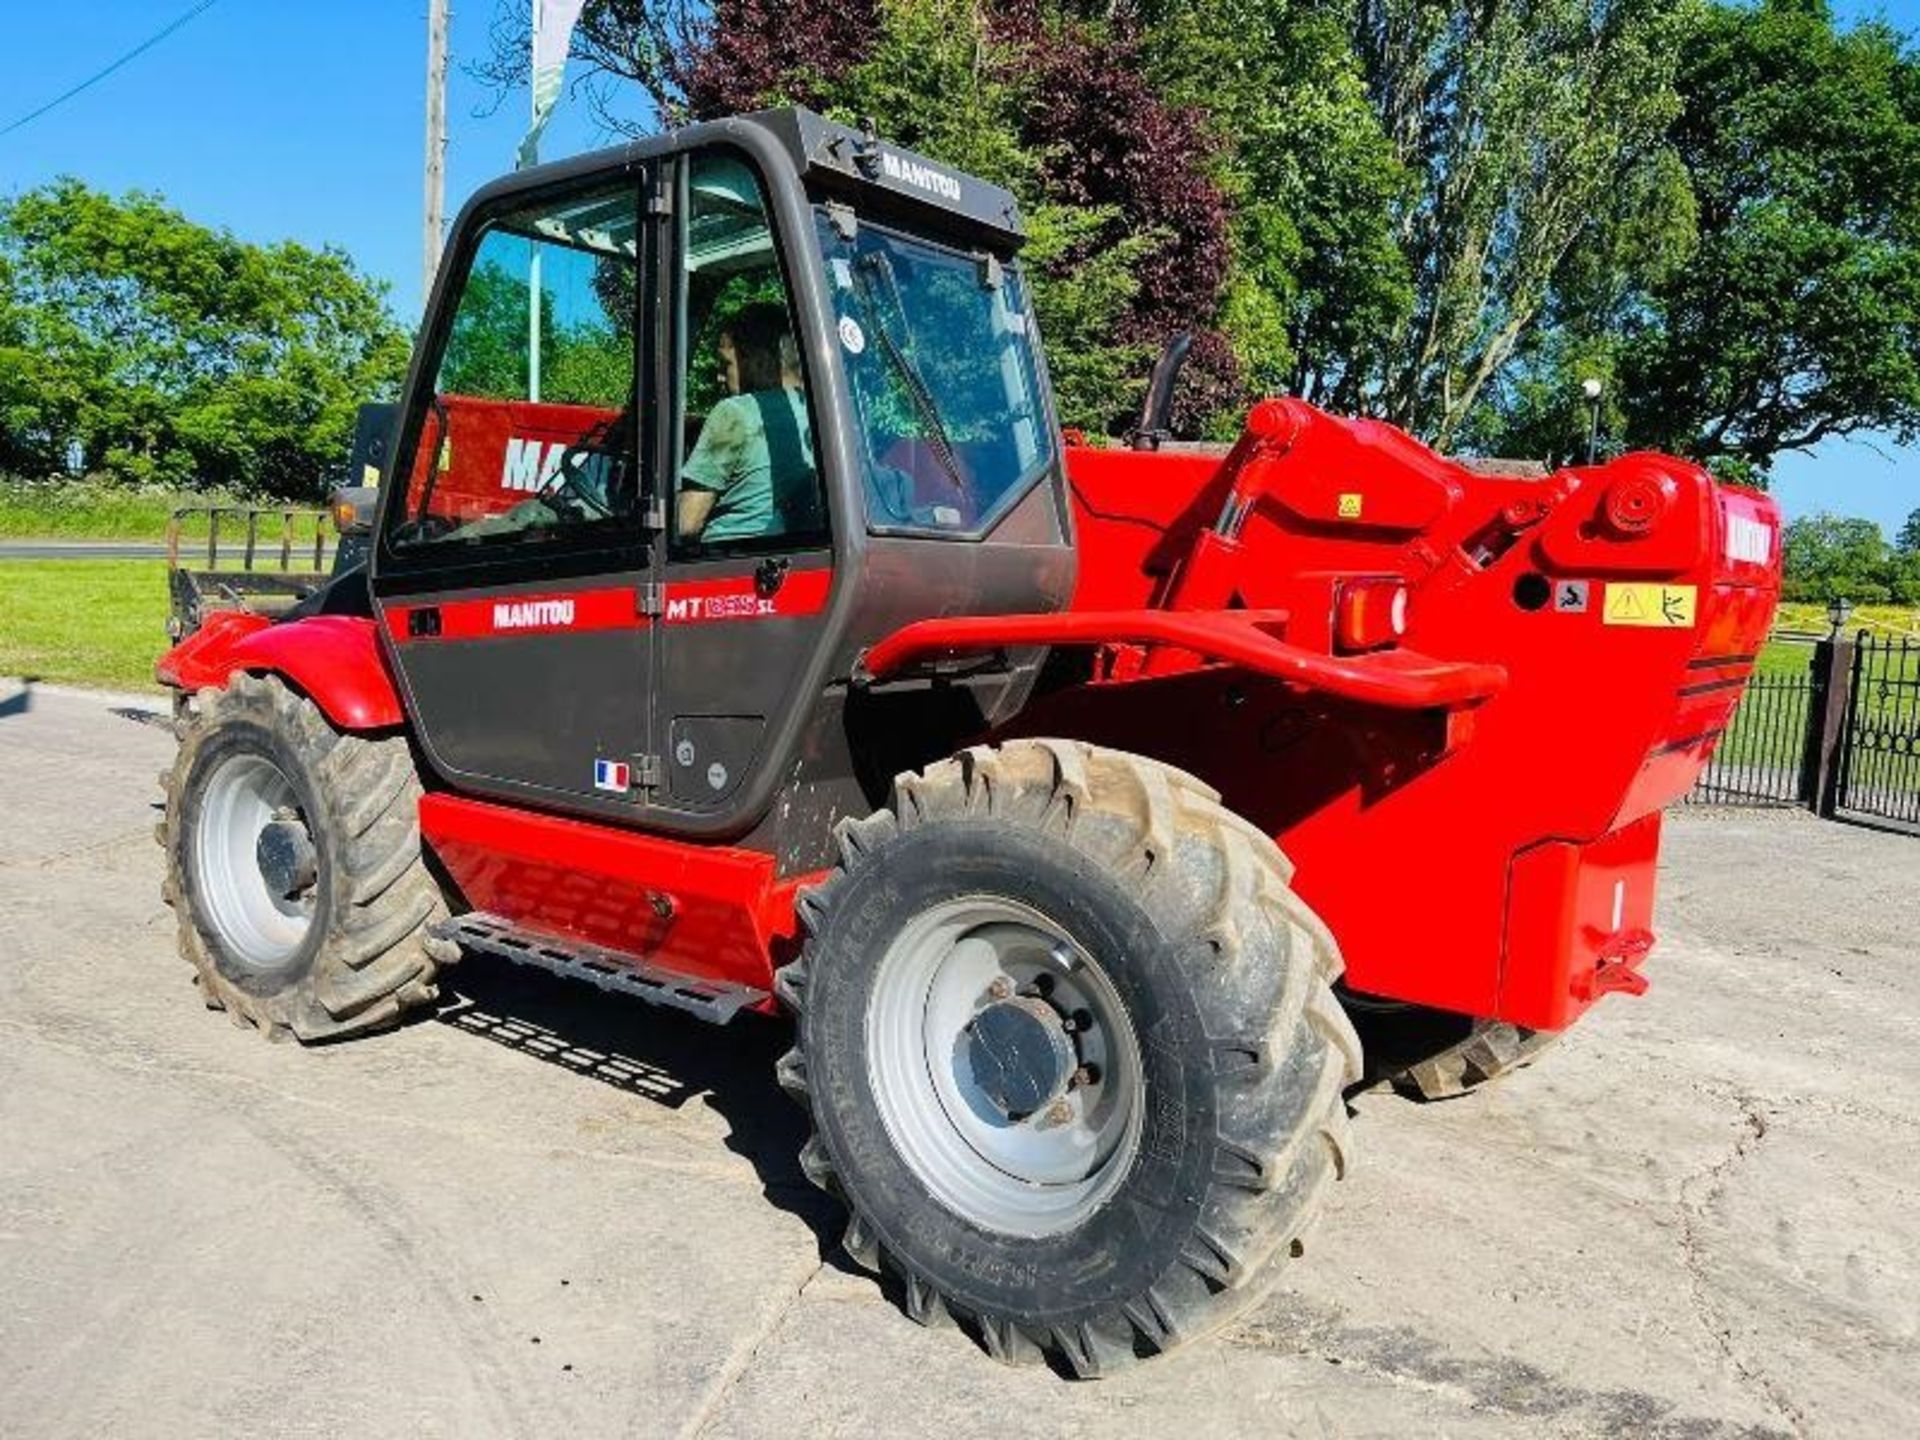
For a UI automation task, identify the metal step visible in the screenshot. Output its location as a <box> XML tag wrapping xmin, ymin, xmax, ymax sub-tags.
<box><xmin>431</xmin><ymin>912</ymin><xmax>766</xmax><ymax>1025</ymax></box>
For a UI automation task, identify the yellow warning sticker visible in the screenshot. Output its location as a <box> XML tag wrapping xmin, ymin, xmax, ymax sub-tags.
<box><xmin>362</xmin><ymin>463</ymin><xmax>381</xmax><ymax>485</ymax></box>
<box><xmin>1603</xmin><ymin>583</ymin><xmax>1697</xmax><ymax>628</ymax></box>
<box><xmin>1337</xmin><ymin>492</ymin><xmax>1363</xmax><ymax>519</ymax></box>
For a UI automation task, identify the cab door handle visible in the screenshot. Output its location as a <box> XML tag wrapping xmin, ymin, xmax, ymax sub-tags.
<box><xmin>754</xmin><ymin>557</ymin><xmax>789</xmax><ymax>598</ymax></box>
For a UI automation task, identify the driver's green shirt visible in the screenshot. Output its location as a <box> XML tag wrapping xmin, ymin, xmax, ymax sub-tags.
<box><xmin>681</xmin><ymin>389</ymin><xmax>815</xmax><ymax>543</ymax></box>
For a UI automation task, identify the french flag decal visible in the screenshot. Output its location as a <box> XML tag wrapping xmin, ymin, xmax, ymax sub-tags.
<box><xmin>593</xmin><ymin>759</ymin><xmax>631</xmax><ymax>794</ymax></box>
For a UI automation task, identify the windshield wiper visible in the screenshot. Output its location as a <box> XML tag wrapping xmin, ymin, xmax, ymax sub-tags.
<box><xmin>852</xmin><ymin>251</ymin><xmax>968</xmax><ymax>497</ymax></box>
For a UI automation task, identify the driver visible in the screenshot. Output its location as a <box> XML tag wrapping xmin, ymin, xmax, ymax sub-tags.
<box><xmin>678</xmin><ymin>303</ymin><xmax>817</xmax><ymax>544</ymax></box>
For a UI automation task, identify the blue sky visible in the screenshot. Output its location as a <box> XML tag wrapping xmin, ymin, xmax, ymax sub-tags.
<box><xmin>0</xmin><ymin>0</ymin><xmax>1915</xmax><ymax>536</ymax></box>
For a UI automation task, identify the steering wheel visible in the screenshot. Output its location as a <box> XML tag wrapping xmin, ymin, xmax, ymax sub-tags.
<box><xmin>539</xmin><ymin>446</ymin><xmax>616</xmax><ymax>520</ymax></box>
<box><xmin>391</xmin><ymin>514</ymin><xmax>457</xmax><ymax>547</ymax></box>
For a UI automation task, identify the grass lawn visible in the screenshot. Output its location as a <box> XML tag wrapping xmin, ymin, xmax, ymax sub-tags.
<box><xmin>0</xmin><ymin>561</ymin><xmax>170</xmax><ymax>692</ymax></box>
<box><xmin>0</xmin><ymin>486</ymin><xmax>191</xmax><ymax>541</ymax></box>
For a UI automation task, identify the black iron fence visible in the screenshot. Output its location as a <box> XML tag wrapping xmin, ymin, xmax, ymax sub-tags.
<box><xmin>1686</xmin><ymin>638</ymin><xmax>1816</xmax><ymax>807</ymax></box>
<box><xmin>1688</xmin><ymin>626</ymin><xmax>1920</xmax><ymax>835</ymax></box>
<box><xmin>1835</xmin><ymin>634</ymin><xmax>1920</xmax><ymax>832</ymax></box>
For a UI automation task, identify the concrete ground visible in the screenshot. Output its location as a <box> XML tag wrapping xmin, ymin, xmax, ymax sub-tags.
<box><xmin>2</xmin><ymin>679</ymin><xmax>1915</xmax><ymax>1438</ymax></box>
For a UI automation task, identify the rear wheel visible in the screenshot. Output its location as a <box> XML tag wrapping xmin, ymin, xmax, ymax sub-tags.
<box><xmin>1339</xmin><ymin>992</ymin><xmax>1559</xmax><ymax>1100</ymax></box>
<box><xmin>776</xmin><ymin>740</ymin><xmax>1360</xmax><ymax>1376</ymax></box>
<box><xmin>159</xmin><ymin>672</ymin><xmax>457</xmax><ymax>1041</ymax></box>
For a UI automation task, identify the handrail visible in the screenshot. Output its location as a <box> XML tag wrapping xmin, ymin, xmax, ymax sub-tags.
<box><xmin>858</xmin><ymin>608</ymin><xmax>1506</xmax><ymax>711</ymax></box>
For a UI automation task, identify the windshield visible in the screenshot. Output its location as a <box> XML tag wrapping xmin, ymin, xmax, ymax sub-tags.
<box><xmin>814</xmin><ymin>213</ymin><xmax>1054</xmax><ymax>535</ymax></box>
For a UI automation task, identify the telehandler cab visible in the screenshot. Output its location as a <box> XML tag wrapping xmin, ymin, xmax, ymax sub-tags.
<box><xmin>156</xmin><ymin>108</ymin><xmax>1782</xmax><ymax>1376</ymax></box>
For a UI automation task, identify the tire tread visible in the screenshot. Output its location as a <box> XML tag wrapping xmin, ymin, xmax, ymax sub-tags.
<box><xmin>774</xmin><ymin>738</ymin><xmax>1360</xmax><ymax>1377</ymax></box>
<box><xmin>159</xmin><ymin>673</ymin><xmax>453</xmax><ymax>1042</ymax></box>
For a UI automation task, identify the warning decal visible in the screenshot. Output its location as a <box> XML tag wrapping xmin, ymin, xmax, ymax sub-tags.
<box><xmin>1336</xmin><ymin>492</ymin><xmax>1364</xmax><ymax>519</ymax></box>
<box><xmin>1603</xmin><ymin>582</ymin><xmax>1697</xmax><ymax>628</ymax></box>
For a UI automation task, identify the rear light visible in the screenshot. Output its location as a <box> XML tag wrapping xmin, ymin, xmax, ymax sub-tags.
<box><xmin>1335</xmin><ymin>577</ymin><xmax>1409</xmax><ymax>652</ymax></box>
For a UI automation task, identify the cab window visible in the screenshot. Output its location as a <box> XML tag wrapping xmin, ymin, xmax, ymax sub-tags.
<box><xmin>390</xmin><ymin>182</ymin><xmax>641</xmax><ymax>553</ymax></box>
<box><xmin>672</xmin><ymin>153</ymin><xmax>826</xmax><ymax>555</ymax></box>
<box><xmin>815</xmin><ymin>215</ymin><xmax>1052</xmax><ymax>536</ymax></box>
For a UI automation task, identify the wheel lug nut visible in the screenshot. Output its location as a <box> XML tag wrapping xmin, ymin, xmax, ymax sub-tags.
<box><xmin>986</xmin><ymin>976</ymin><xmax>1014</xmax><ymax>1001</ymax></box>
<box><xmin>1070</xmin><ymin>1064</ymin><xmax>1100</xmax><ymax>1088</ymax></box>
<box><xmin>1045</xmin><ymin>1098</ymin><xmax>1073</xmax><ymax>1124</ymax></box>
<box><xmin>1063</xmin><ymin>1008</ymin><xmax>1094</xmax><ymax>1033</ymax></box>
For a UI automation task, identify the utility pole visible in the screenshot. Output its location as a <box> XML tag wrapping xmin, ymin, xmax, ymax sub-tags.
<box><xmin>423</xmin><ymin>0</ymin><xmax>450</xmax><ymax>309</ymax></box>
<box><xmin>525</xmin><ymin>0</ymin><xmax>542</xmax><ymax>402</ymax></box>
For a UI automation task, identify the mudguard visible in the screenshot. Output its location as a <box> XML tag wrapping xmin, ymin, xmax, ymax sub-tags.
<box><xmin>156</xmin><ymin>611</ymin><xmax>404</xmax><ymax>731</ymax></box>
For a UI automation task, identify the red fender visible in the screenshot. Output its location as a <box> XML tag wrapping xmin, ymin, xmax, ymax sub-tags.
<box><xmin>156</xmin><ymin>611</ymin><xmax>405</xmax><ymax>731</ymax></box>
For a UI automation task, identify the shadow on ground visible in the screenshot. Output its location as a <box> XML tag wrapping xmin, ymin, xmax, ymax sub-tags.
<box><xmin>431</xmin><ymin>955</ymin><xmax>845</xmax><ymax>1258</ymax></box>
<box><xmin>1</xmin><ymin>677</ymin><xmax>35</xmax><ymax>719</ymax></box>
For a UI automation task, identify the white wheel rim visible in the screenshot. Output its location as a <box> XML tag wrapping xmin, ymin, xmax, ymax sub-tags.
<box><xmin>864</xmin><ymin>896</ymin><xmax>1144</xmax><ymax>1238</ymax></box>
<box><xmin>192</xmin><ymin>752</ymin><xmax>315</xmax><ymax>970</ymax></box>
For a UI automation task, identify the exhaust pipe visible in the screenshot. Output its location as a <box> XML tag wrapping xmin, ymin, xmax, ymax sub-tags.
<box><xmin>1129</xmin><ymin>332</ymin><xmax>1193</xmax><ymax>451</ymax></box>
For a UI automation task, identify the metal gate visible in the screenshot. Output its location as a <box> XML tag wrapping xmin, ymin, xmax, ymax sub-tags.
<box><xmin>1835</xmin><ymin>633</ymin><xmax>1920</xmax><ymax>832</ymax></box>
<box><xmin>1686</xmin><ymin>636</ymin><xmax>1816</xmax><ymax>807</ymax></box>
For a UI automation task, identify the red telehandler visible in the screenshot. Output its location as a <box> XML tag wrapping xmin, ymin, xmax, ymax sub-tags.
<box><xmin>154</xmin><ymin>110</ymin><xmax>1781</xmax><ymax>1376</ymax></box>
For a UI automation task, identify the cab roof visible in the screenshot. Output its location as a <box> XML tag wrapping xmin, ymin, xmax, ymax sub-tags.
<box><xmin>469</xmin><ymin>107</ymin><xmax>1028</xmax><ymax>254</ymax></box>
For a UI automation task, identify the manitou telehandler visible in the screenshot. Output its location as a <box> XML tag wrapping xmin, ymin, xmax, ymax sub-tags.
<box><xmin>155</xmin><ymin>109</ymin><xmax>1782</xmax><ymax>1376</ymax></box>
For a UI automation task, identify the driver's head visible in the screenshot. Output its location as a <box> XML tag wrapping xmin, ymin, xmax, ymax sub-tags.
<box><xmin>717</xmin><ymin>302</ymin><xmax>796</xmax><ymax>395</ymax></box>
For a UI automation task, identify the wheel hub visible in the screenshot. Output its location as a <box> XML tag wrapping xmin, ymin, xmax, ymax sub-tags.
<box><xmin>964</xmin><ymin>996</ymin><xmax>1076</xmax><ymax>1121</ymax></box>
<box><xmin>865</xmin><ymin>898</ymin><xmax>1145</xmax><ymax>1238</ymax></box>
<box><xmin>191</xmin><ymin>752</ymin><xmax>316</xmax><ymax>971</ymax></box>
<box><xmin>255</xmin><ymin>816</ymin><xmax>317</xmax><ymax>899</ymax></box>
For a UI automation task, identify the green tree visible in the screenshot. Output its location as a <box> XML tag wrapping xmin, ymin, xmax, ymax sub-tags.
<box><xmin>0</xmin><ymin>180</ymin><xmax>409</xmax><ymax>498</ymax></box>
<box><xmin>1139</xmin><ymin>0</ymin><xmax>1413</xmax><ymax>411</ymax></box>
<box><xmin>1898</xmin><ymin>506</ymin><xmax>1920</xmax><ymax>554</ymax></box>
<box><xmin>1779</xmin><ymin>513</ymin><xmax>1920</xmax><ymax>603</ymax></box>
<box><xmin>1348</xmin><ymin>0</ymin><xmax>1694</xmax><ymax>448</ymax></box>
<box><xmin>819</xmin><ymin>0</ymin><xmax>1157</xmax><ymax>431</ymax></box>
<box><xmin>1618</xmin><ymin>0</ymin><xmax>1920</xmax><ymax>475</ymax></box>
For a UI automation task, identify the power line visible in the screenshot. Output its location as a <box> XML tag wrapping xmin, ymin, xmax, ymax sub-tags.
<box><xmin>0</xmin><ymin>0</ymin><xmax>224</xmax><ymax>141</ymax></box>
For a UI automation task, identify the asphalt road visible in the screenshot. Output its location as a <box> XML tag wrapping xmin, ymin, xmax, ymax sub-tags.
<box><xmin>0</xmin><ymin>541</ymin><xmax>169</xmax><ymax>560</ymax></box>
<box><xmin>2</xmin><ymin>679</ymin><xmax>1915</xmax><ymax>1437</ymax></box>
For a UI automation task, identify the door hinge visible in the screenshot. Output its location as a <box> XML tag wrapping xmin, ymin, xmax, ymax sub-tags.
<box><xmin>642</xmin><ymin>495</ymin><xmax>667</xmax><ymax>532</ymax></box>
<box><xmin>638</xmin><ymin>581</ymin><xmax>663</xmax><ymax>618</ymax></box>
<box><xmin>634</xmin><ymin>754</ymin><xmax>662</xmax><ymax>791</ymax></box>
<box><xmin>647</xmin><ymin>175</ymin><xmax>674</xmax><ymax>217</ymax></box>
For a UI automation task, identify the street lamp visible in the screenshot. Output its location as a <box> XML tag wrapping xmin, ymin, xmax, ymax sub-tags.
<box><xmin>1581</xmin><ymin>377</ymin><xmax>1604</xmax><ymax>465</ymax></box>
<box><xmin>1827</xmin><ymin>596</ymin><xmax>1854</xmax><ymax>637</ymax></box>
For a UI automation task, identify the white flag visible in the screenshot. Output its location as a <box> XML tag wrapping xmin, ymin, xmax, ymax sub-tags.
<box><xmin>517</xmin><ymin>0</ymin><xmax>590</xmax><ymax>170</ymax></box>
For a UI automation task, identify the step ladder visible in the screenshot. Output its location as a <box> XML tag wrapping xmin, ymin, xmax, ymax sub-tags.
<box><xmin>431</xmin><ymin>912</ymin><xmax>767</xmax><ymax>1025</ymax></box>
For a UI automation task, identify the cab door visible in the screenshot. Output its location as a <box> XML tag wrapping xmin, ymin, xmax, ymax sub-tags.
<box><xmin>372</xmin><ymin>170</ymin><xmax>663</xmax><ymax>814</ymax></box>
<box><xmin>649</xmin><ymin>147</ymin><xmax>835</xmax><ymax>819</ymax></box>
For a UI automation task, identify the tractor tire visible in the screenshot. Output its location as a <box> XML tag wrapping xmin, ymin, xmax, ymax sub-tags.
<box><xmin>1390</xmin><ymin>1018</ymin><xmax>1559</xmax><ymax>1100</ymax></box>
<box><xmin>159</xmin><ymin>672</ymin><xmax>458</xmax><ymax>1042</ymax></box>
<box><xmin>1338</xmin><ymin>992</ymin><xmax>1559</xmax><ymax>1100</ymax></box>
<box><xmin>775</xmin><ymin>740</ymin><xmax>1360</xmax><ymax>1377</ymax></box>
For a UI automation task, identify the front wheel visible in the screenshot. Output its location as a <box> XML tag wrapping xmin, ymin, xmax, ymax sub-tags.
<box><xmin>775</xmin><ymin>740</ymin><xmax>1360</xmax><ymax>1376</ymax></box>
<box><xmin>159</xmin><ymin>672</ymin><xmax>457</xmax><ymax>1041</ymax></box>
